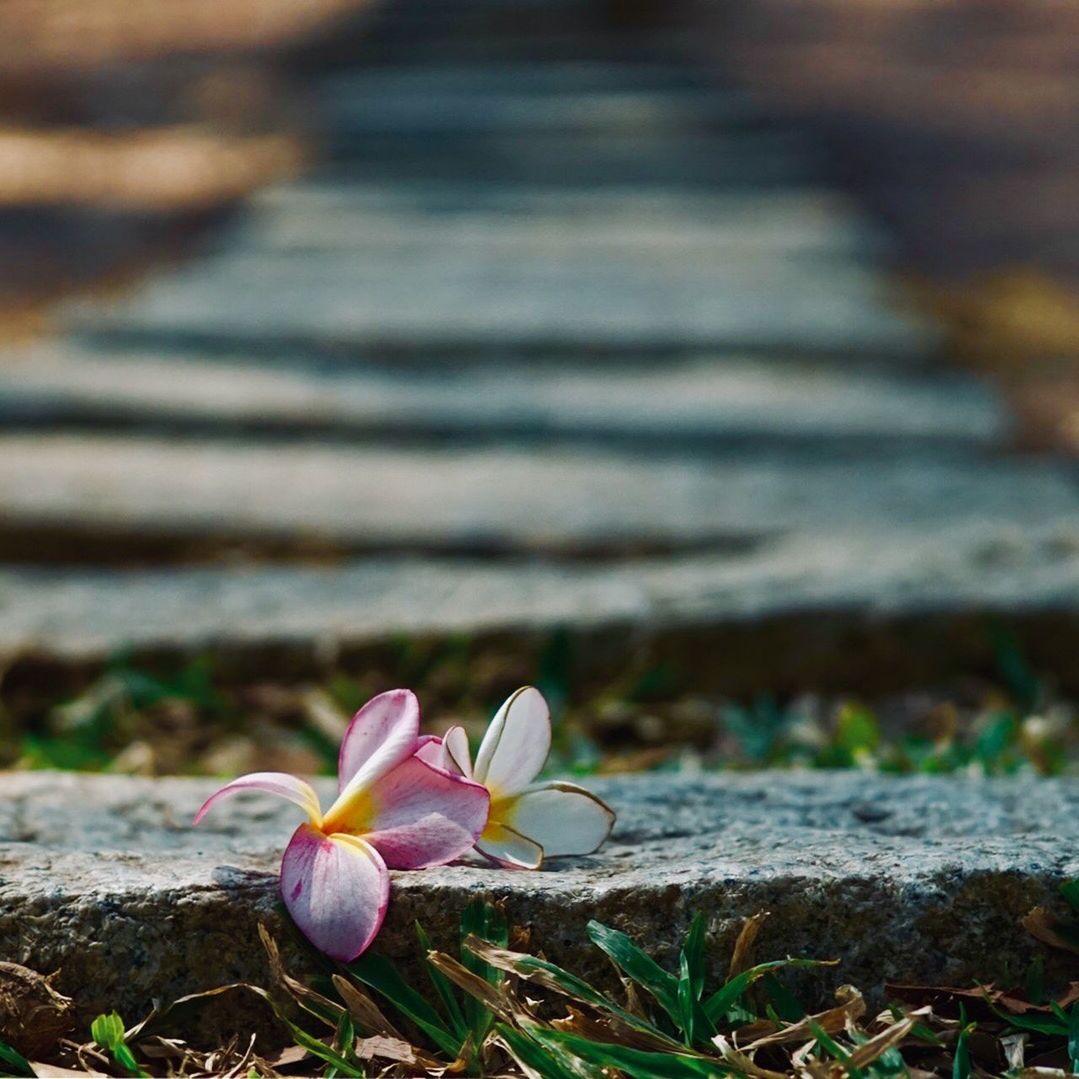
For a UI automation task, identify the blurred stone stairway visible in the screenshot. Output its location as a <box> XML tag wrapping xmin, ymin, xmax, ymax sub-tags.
<box><xmin>0</xmin><ymin>0</ymin><xmax>1077</xmax><ymax>695</ymax></box>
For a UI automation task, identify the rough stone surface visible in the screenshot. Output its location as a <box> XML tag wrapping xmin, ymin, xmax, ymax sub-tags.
<box><xmin>229</xmin><ymin>185</ymin><xmax>878</xmax><ymax>257</ymax></box>
<box><xmin>3</xmin><ymin>525</ymin><xmax>1079</xmax><ymax>693</ymax></box>
<box><xmin>1</xmin><ymin>771</ymin><xmax>1077</xmax><ymax>1045</ymax></box>
<box><xmin>0</xmin><ymin>436</ymin><xmax>1076</xmax><ymax>559</ymax></box>
<box><xmin>0</xmin><ymin>346</ymin><xmax>1004</xmax><ymax>446</ymax></box>
<box><xmin>64</xmin><ymin>249</ymin><xmax>927</xmax><ymax>359</ymax></box>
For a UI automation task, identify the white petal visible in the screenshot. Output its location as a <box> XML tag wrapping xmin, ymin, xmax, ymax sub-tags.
<box><xmin>475</xmin><ymin>822</ymin><xmax>544</xmax><ymax>869</ymax></box>
<box><xmin>442</xmin><ymin>725</ymin><xmax>473</xmax><ymax>777</ymax></box>
<box><xmin>504</xmin><ymin>782</ymin><xmax>615</xmax><ymax>857</ymax></box>
<box><xmin>472</xmin><ymin>686</ymin><xmax>550</xmax><ymax>798</ymax></box>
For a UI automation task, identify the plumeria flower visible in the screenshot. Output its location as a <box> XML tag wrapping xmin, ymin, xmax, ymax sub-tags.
<box><xmin>421</xmin><ymin>686</ymin><xmax>614</xmax><ymax>869</ymax></box>
<box><xmin>195</xmin><ymin>689</ymin><xmax>489</xmax><ymax>961</ymax></box>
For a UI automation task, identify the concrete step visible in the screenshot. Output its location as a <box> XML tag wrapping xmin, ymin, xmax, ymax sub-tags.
<box><xmin>320</xmin><ymin>130</ymin><xmax>822</xmax><ymax>187</ymax></box>
<box><xmin>63</xmin><ymin>246</ymin><xmax>931</xmax><ymax>361</ymax></box>
<box><xmin>314</xmin><ymin>61</ymin><xmax>720</xmax><ymax>99</ymax></box>
<box><xmin>0</xmin><ymin>346</ymin><xmax>1003</xmax><ymax>448</ymax></box>
<box><xmin>0</xmin><ymin>436</ymin><xmax>1073</xmax><ymax>561</ymax></box>
<box><xmin>317</xmin><ymin>80</ymin><xmax>753</xmax><ymax>138</ymax></box>
<box><xmin>3</xmin><ymin>770</ymin><xmax>1076</xmax><ymax>1043</ymax></box>
<box><xmin>225</xmin><ymin>183</ymin><xmax>880</xmax><ymax>259</ymax></box>
<box><xmin>315</xmin><ymin>69</ymin><xmax>750</xmax><ymax>139</ymax></box>
<box><xmin>2</xmin><ymin>521</ymin><xmax>1078</xmax><ymax>693</ymax></box>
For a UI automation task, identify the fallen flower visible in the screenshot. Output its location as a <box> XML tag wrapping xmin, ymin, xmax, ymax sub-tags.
<box><xmin>195</xmin><ymin>689</ymin><xmax>489</xmax><ymax>961</ymax></box>
<box><xmin>423</xmin><ymin>686</ymin><xmax>615</xmax><ymax>868</ymax></box>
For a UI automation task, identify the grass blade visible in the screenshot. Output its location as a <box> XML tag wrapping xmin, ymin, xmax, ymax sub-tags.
<box><xmin>415</xmin><ymin>922</ymin><xmax>468</xmax><ymax>1041</ymax></box>
<box><xmin>1069</xmin><ymin>1000</ymin><xmax>1079</xmax><ymax>1073</ymax></box>
<box><xmin>459</xmin><ymin>899</ymin><xmax>509</xmax><ymax>1045</ymax></box>
<box><xmin>0</xmin><ymin>1041</ymin><xmax>36</xmax><ymax>1078</ymax></box>
<box><xmin>496</xmin><ymin>1024</ymin><xmax>585</xmax><ymax>1079</ymax></box>
<box><xmin>532</xmin><ymin>1026</ymin><xmax>724</xmax><ymax>1078</ymax></box>
<box><xmin>682</xmin><ymin>914</ymin><xmax>707</xmax><ymax>1002</ymax></box>
<box><xmin>346</xmin><ymin>953</ymin><xmax>460</xmax><ymax>1057</ymax></box>
<box><xmin>586</xmin><ymin>920</ymin><xmax>681</xmax><ymax>1026</ymax></box>
<box><xmin>90</xmin><ymin>1013</ymin><xmax>146</xmax><ymax>1078</ymax></box>
<box><xmin>952</xmin><ymin>1015</ymin><xmax>972</xmax><ymax>1079</ymax></box>
<box><xmin>463</xmin><ymin>935</ymin><xmax>675</xmax><ymax>1044</ymax></box>
<box><xmin>702</xmin><ymin>958</ymin><xmax>829</xmax><ymax>1025</ymax></box>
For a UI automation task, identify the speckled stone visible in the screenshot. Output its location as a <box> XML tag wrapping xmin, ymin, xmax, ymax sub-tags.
<box><xmin>1</xmin><ymin>770</ymin><xmax>1077</xmax><ymax>1046</ymax></box>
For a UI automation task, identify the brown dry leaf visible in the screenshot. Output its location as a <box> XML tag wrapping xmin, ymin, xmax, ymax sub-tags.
<box><xmin>356</xmin><ymin>1034</ymin><xmax>442</xmax><ymax>1071</ymax></box>
<box><xmin>740</xmin><ymin>986</ymin><xmax>867</xmax><ymax>1051</ymax></box>
<box><xmin>713</xmin><ymin>1034</ymin><xmax>789</xmax><ymax>1079</ymax></box>
<box><xmin>729</xmin><ymin>911</ymin><xmax>769</xmax><ymax>980</ymax></box>
<box><xmin>425</xmin><ymin>951</ymin><xmax>518</xmax><ymax>1026</ymax></box>
<box><xmin>889</xmin><ymin>979</ymin><xmax>1079</xmax><ymax>1018</ymax></box>
<box><xmin>0</xmin><ymin>961</ymin><xmax>75</xmax><ymax>1058</ymax></box>
<box><xmin>29</xmin><ymin>1065</ymin><xmax>109</xmax><ymax>1078</ymax></box>
<box><xmin>550</xmin><ymin>1004</ymin><xmax>677</xmax><ymax>1054</ymax></box>
<box><xmin>1023</xmin><ymin>908</ymin><xmax>1079</xmax><ymax>957</ymax></box>
<box><xmin>331</xmin><ymin>974</ymin><xmax>403</xmax><ymax>1040</ymax></box>
<box><xmin>846</xmin><ymin>1008</ymin><xmax>930</xmax><ymax>1071</ymax></box>
<box><xmin>259</xmin><ymin>924</ymin><xmax>344</xmax><ymax>1027</ymax></box>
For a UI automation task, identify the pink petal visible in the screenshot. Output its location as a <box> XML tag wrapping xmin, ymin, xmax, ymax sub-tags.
<box><xmin>504</xmin><ymin>782</ymin><xmax>615</xmax><ymax>857</ymax></box>
<box><xmin>280</xmin><ymin>823</ymin><xmax>389</xmax><ymax>961</ymax></box>
<box><xmin>336</xmin><ymin>689</ymin><xmax>421</xmax><ymax>794</ymax></box>
<box><xmin>473</xmin><ymin>687</ymin><xmax>551</xmax><ymax>799</ymax></box>
<box><xmin>475</xmin><ymin>821</ymin><xmax>544</xmax><ymax>870</ymax></box>
<box><xmin>359</xmin><ymin>756</ymin><xmax>490</xmax><ymax>869</ymax></box>
<box><xmin>193</xmin><ymin>772</ymin><xmax>321</xmax><ymax>826</ymax></box>
<box><xmin>412</xmin><ymin>734</ymin><xmax>444</xmax><ymax>767</ymax></box>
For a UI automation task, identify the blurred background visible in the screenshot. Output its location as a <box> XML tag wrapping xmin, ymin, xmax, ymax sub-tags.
<box><xmin>0</xmin><ymin>0</ymin><xmax>1076</xmax><ymax>778</ymax></box>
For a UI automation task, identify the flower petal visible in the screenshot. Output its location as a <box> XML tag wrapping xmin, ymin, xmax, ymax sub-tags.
<box><xmin>472</xmin><ymin>686</ymin><xmax>550</xmax><ymax>798</ymax></box>
<box><xmin>475</xmin><ymin>821</ymin><xmax>544</xmax><ymax>870</ymax></box>
<box><xmin>357</xmin><ymin>757</ymin><xmax>490</xmax><ymax>869</ymax></box>
<box><xmin>441</xmin><ymin>726</ymin><xmax>473</xmax><ymax>777</ymax></box>
<box><xmin>503</xmin><ymin>782</ymin><xmax>615</xmax><ymax>857</ymax></box>
<box><xmin>280</xmin><ymin>824</ymin><xmax>389</xmax><ymax>961</ymax></box>
<box><xmin>193</xmin><ymin>772</ymin><xmax>321</xmax><ymax>826</ymax></box>
<box><xmin>412</xmin><ymin>734</ymin><xmax>444</xmax><ymax>767</ymax></box>
<box><xmin>336</xmin><ymin>689</ymin><xmax>421</xmax><ymax>795</ymax></box>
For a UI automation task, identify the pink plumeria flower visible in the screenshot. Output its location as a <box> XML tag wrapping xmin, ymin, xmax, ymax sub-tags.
<box><xmin>421</xmin><ymin>686</ymin><xmax>614</xmax><ymax>869</ymax></box>
<box><xmin>195</xmin><ymin>689</ymin><xmax>489</xmax><ymax>961</ymax></box>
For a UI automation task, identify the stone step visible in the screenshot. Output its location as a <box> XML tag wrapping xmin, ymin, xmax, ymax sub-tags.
<box><xmin>320</xmin><ymin>130</ymin><xmax>821</xmax><ymax>188</ymax></box>
<box><xmin>3</xmin><ymin>522</ymin><xmax>1078</xmax><ymax>693</ymax></box>
<box><xmin>318</xmin><ymin>83</ymin><xmax>753</xmax><ymax>139</ymax></box>
<box><xmin>0</xmin><ymin>346</ymin><xmax>1002</xmax><ymax>447</ymax></box>
<box><xmin>226</xmin><ymin>183</ymin><xmax>879</xmax><ymax>258</ymax></box>
<box><xmin>63</xmin><ymin>245</ymin><xmax>931</xmax><ymax>360</ymax></box>
<box><xmin>314</xmin><ymin>61</ymin><xmax>719</xmax><ymax>99</ymax></box>
<box><xmin>2</xmin><ymin>771</ymin><xmax>1076</xmax><ymax>1043</ymax></box>
<box><xmin>0</xmin><ymin>436</ymin><xmax>1073</xmax><ymax>561</ymax></box>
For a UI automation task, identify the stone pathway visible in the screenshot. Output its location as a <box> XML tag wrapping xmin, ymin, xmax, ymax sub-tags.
<box><xmin>0</xmin><ymin>0</ymin><xmax>1076</xmax><ymax>692</ymax></box>
<box><xmin>1</xmin><ymin>0</ymin><xmax>1078</xmax><ymax>1047</ymax></box>
<box><xmin>3</xmin><ymin>771</ymin><xmax>1076</xmax><ymax>1040</ymax></box>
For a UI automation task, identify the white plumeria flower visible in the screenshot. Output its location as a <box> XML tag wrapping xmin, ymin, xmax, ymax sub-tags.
<box><xmin>420</xmin><ymin>686</ymin><xmax>615</xmax><ymax>869</ymax></box>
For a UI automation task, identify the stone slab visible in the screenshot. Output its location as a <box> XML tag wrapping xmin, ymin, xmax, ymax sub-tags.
<box><xmin>0</xmin><ymin>436</ymin><xmax>1074</xmax><ymax>559</ymax></box>
<box><xmin>315</xmin><ymin>60</ymin><xmax>731</xmax><ymax>99</ymax></box>
<box><xmin>322</xmin><ymin>134</ymin><xmax>818</xmax><ymax>188</ymax></box>
<box><xmin>2</xmin><ymin>771</ymin><xmax>1077</xmax><ymax>1042</ymax></box>
<box><xmin>318</xmin><ymin>83</ymin><xmax>751</xmax><ymax>136</ymax></box>
<box><xmin>2</xmin><ymin>523</ymin><xmax>1078</xmax><ymax>692</ymax></box>
<box><xmin>226</xmin><ymin>188</ymin><xmax>879</xmax><ymax>258</ymax></box>
<box><xmin>0</xmin><ymin>346</ymin><xmax>1004</xmax><ymax>446</ymax></box>
<box><xmin>64</xmin><ymin>249</ymin><xmax>932</xmax><ymax>360</ymax></box>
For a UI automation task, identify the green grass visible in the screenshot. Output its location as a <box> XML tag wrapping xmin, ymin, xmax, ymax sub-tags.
<box><xmin>3</xmin><ymin>641</ymin><xmax>1076</xmax><ymax>778</ymax></box>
